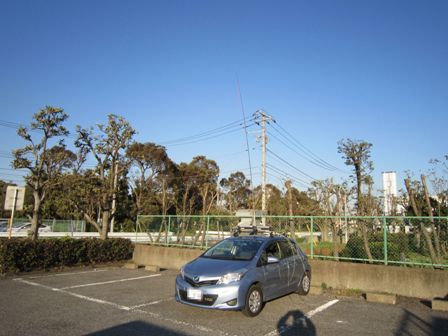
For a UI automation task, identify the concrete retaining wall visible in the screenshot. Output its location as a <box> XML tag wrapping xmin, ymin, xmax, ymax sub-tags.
<box><xmin>133</xmin><ymin>244</ymin><xmax>448</xmax><ymax>300</ymax></box>
<box><xmin>133</xmin><ymin>244</ymin><xmax>202</xmax><ymax>270</ymax></box>
<box><xmin>310</xmin><ymin>260</ymin><xmax>448</xmax><ymax>300</ymax></box>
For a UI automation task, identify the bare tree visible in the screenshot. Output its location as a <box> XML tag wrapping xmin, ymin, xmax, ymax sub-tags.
<box><xmin>404</xmin><ymin>178</ymin><xmax>439</xmax><ymax>265</ymax></box>
<box><xmin>337</xmin><ymin>138</ymin><xmax>374</xmax><ymax>262</ymax></box>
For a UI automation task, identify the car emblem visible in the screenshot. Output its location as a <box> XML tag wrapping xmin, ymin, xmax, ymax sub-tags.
<box><xmin>193</xmin><ymin>276</ymin><xmax>200</xmax><ymax>283</ymax></box>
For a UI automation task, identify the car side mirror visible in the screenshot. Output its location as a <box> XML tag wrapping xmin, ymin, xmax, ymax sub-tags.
<box><xmin>267</xmin><ymin>256</ymin><xmax>279</xmax><ymax>264</ymax></box>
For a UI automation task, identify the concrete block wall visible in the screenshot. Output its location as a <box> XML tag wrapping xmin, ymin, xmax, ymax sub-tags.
<box><xmin>133</xmin><ymin>244</ymin><xmax>448</xmax><ymax>300</ymax></box>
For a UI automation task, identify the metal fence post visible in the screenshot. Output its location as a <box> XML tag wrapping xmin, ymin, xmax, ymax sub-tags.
<box><xmin>310</xmin><ymin>217</ymin><xmax>314</xmax><ymax>259</ymax></box>
<box><xmin>135</xmin><ymin>216</ymin><xmax>138</xmax><ymax>244</ymax></box>
<box><xmin>206</xmin><ymin>216</ymin><xmax>210</xmax><ymax>249</ymax></box>
<box><xmin>383</xmin><ymin>216</ymin><xmax>388</xmax><ymax>265</ymax></box>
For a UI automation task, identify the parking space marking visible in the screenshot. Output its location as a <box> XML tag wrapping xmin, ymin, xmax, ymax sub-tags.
<box><xmin>14</xmin><ymin>278</ymin><xmax>230</xmax><ymax>336</ymax></box>
<box><xmin>264</xmin><ymin>299</ymin><xmax>339</xmax><ymax>336</ymax></box>
<box><xmin>129</xmin><ymin>297</ymin><xmax>175</xmax><ymax>309</ymax></box>
<box><xmin>59</xmin><ymin>274</ymin><xmax>161</xmax><ymax>289</ymax></box>
<box><xmin>25</xmin><ymin>269</ymin><xmax>108</xmax><ymax>279</ymax></box>
<box><xmin>14</xmin><ymin>278</ymin><xmax>131</xmax><ymax>310</ymax></box>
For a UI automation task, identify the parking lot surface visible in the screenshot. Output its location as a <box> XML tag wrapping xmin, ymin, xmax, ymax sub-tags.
<box><xmin>1</xmin><ymin>266</ymin><xmax>447</xmax><ymax>335</ymax></box>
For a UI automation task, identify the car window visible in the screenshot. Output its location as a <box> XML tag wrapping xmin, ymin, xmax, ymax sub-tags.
<box><xmin>202</xmin><ymin>238</ymin><xmax>263</xmax><ymax>261</ymax></box>
<box><xmin>278</xmin><ymin>240</ymin><xmax>295</xmax><ymax>259</ymax></box>
<box><xmin>265</xmin><ymin>241</ymin><xmax>281</xmax><ymax>259</ymax></box>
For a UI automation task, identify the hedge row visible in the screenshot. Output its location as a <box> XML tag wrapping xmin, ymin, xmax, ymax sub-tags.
<box><xmin>0</xmin><ymin>238</ymin><xmax>134</xmax><ymax>274</ymax></box>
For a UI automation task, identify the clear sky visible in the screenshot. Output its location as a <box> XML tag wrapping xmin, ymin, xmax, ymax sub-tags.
<box><xmin>0</xmin><ymin>0</ymin><xmax>447</xmax><ymax>193</ymax></box>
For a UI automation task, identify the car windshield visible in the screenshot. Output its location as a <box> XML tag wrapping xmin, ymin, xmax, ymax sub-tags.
<box><xmin>202</xmin><ymin>238</ymin><xmax>263</xmax><ymax>261</ymax></box>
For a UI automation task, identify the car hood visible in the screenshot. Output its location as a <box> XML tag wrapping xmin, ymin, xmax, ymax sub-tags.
<box><xmin>184</xmin><ymin>257</ymin><xmax>252</xmax><ymax>278</ymax></box>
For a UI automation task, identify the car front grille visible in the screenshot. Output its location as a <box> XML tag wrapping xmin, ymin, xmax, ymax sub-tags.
<box><xmin>178</xmin><ymin>290</ymin><xmax>218</xmax><ymax>306</ymax></box>
<box><xmin>184</xmin><ymin>276</ymin><xmax>218</xmax><ymax>288</ymax></box>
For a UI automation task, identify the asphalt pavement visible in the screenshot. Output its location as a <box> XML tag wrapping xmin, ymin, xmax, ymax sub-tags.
<box><xmin>0</xmin><ymin>266</ymin><xmax>447</xmax><ymax>336</ymax></box>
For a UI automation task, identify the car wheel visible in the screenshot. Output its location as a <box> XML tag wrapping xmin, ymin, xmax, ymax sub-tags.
<box><xmin>297</xmin><ymin>272</ymin><xmax>311</xmax><ymax>295</ymax></box>
<box><xmin>242</xmin><ymin>284</ymin><xmax>264</xmax><ymax>317</ymax></box>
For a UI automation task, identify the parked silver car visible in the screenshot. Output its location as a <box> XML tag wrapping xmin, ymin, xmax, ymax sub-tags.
<box><xmin>175</xmin><ymin>235</ymin><xmax>311</xmax><ymax>317</ymax></box>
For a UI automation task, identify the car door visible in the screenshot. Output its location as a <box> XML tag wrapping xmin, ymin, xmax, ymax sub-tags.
<box><xmin>279</xmin><ymin>239</ymin><xmax>303</xmax><ymax>292</ymax></box>
<box><xmin>258</xmin><ymin>241</ymin><xmax>287</xmax><ymax>300</ymax></box>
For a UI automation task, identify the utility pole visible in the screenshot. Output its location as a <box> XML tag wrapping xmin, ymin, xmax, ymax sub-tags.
<box><xmin>254</xmin><ymin>110</ymin><xmax>273</xmax><ymax>224</ymax></box>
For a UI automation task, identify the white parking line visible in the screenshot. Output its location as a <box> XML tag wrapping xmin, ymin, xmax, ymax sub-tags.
<box><xmin>25</xmin><ymin>269</ymin><xmax>108</xmax><ymax>279</ymax></box>
<box><xmin>14</xmin><ymin>278</ymin><xmax>131</xmax><ymax>310</ymax></box>
<box><xmin>59</xmin><ymin>274</ymin><xmax>161</xmax><ymax>289</ymax></box>
<box><xmin>129</xmin><ymin>297</ymin><xmax>174</xmax><ymax>309</ymax></box>
<box><xmin>15</xmin><ymin>278</ymin><xmax>230</xmax><ymax>336</ymax></box>
<box><xmin>264</xmin><ymin>299</ymin><xmax>339</xmax><ymax>336</ymax></box>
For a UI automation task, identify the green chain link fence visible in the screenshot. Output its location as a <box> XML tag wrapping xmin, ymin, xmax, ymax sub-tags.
<box><xmin>136</xmin><ymin>215</ymin><xmax>448</xmax><ymax>269</ymax></box>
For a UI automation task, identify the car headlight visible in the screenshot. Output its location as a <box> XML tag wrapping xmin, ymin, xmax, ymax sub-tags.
<box><xmin>217</xmin><ymin>271</ymin><xmax>246</xmax><ymax>285</ymax></box>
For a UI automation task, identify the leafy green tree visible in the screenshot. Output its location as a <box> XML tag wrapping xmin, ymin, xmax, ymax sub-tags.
<box><xmin>126</xmin><ymin>142</ymin><xmax>173</xmax><ymax>215</ymax></box>
<box><xmin>12</xmin><ymin>106</ymin><xmax>74</xmax><ymax>239</ymax></box>
<box><xmin>190</xmin><ymin>156</ymin><xmax>220</xmax><ymax>216</ymax></box>
<box><xmin>174</xmin><ymin>162</ymin><xmax>200</xmax><ymax>217</ymax></box>
<box><xmin>220</xmin><ymin>171</ymin><xmax>251</xmax><ymax>212</ymax></box>
<box><xmin>75</xmin><ymin>114</ymin><xmax>135</xmax><ymax>239</ymax></box>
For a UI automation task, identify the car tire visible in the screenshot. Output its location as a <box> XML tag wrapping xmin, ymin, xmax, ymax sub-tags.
<box><xmin>242</xmin><ymin>284</ymin><xmax>264</xmax><ymax>317</ymax></box>
<box><xmin>297</xmin><ymin>271</ymin><xmax>311</xmax><ymax>295</ymax></box>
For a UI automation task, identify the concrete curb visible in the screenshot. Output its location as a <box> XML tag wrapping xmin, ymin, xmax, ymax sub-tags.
<box><xmin>432</xmin><ymin>298</ymin><xmax>448</xmax><ymax>312</ymax></box>
<box><xmin>145</xmin><ymin>265</ymin><xmax>160</xmax><ymax>272</ymax></box>
<box><xmin>366</xmin><ymin>293</ymin><xmax>397</xmax><ymax>305</ymax></box>
<box><xmin>123</xmin><ymin>262</ymin><xmax>138</xmax><ymax>270</ymax></box>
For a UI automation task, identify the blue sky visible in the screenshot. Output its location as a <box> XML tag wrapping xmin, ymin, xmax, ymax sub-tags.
<box><xmin>0</xmin><ymin>0</ymin><xmax>447</xmax><ymax>193</ymax></box>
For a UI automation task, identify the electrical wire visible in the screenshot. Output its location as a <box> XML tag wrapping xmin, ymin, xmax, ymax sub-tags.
<box><xmin>158</xmin><ymin>117</ymin><xmax>255</xmax><ymax>145</ymax></box>
<box><xmin>270</xmin><ymin>120</ymin><xmax>345</xmax><ymax>172</ymax></box>
<box><xmin>267</xmin><ymin>130</ymin><xmax>338</xmax><ymax>172</ymax></box>
<box><xmin>267</xmin><ymin>148</ymin><xmax>317</xmax><ymax>181</ymax></box>
<box><xmin>0</xmin><ymin>119</ymin><xmax>77</xmax><ymax>139</ymax></box>
<box><xmin>266</xmin><ymin>163</ymin><xmax>311</xmax><ymax>188</ymax></box>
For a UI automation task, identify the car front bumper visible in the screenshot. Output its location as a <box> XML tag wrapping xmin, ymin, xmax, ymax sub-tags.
<box><xmin>175</xmin><ymin>275</ymin><xmax>244</xmax><ymax>310</ymax></box>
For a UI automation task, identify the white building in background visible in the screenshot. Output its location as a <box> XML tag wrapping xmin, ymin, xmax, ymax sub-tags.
<box><xmin>382</xmin><ymin>171</ymin><xmax>398</xmax><ymax>215</ymax></box>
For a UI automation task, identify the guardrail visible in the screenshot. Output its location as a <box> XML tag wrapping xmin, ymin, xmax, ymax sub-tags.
<box><xmin>136</xmin><ymin>215</ymin><xmax>448</xmax><ymax>269</ymax></box>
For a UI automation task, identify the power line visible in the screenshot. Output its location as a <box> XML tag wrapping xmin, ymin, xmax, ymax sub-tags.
<box><xmin>270</xmin><ymin>120</ymin><xmax>345</xmax><ymax>172</ymax></box>
<box><xmin>267</xmin><ymin>130</ymin><xmax>338</xmax><ymax>172</ymax></box>
<box><xmin>0</xmin><ymin>119</ymin><xmax>77</xmax><ymax>139</ymax></box>
<box><xmin>266</xmin><ymin>163</ymin><xmax>311</xmax><ymax>188</ymax></box>
<box><xmin>267</xmin><ymin>148</ymin><xmax>317</xmax><ymax>181</ymax></box>
<box><xmin>158</xmin><ymin>117</ymin><xmax>254</xmax><ymax>145</ymax></box>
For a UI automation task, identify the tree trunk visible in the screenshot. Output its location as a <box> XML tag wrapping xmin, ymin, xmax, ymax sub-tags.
<box><xmin>286</xmin><ymin>181</ymin><xmax>296</xmax><ymax>240</ymax></box>
<box><xmin>360</xmin><ymin>222</ymin><xmax>373</xmax><ymax>262</ymax></box>
<box><xmin>30</xmin><ymin>190</ymin><xmax>42</xmax><ymax>240</ymax></box>
<box><xmin>405</xmin><ymin>178</ymin><xmax>439</xmax><ymax>265</ymax></box>
<box><xmin>421</xmin><ymin>175</ymin><xmax>442</xmax><ymax>259</ymax></box>
<box><xmin>331</xmin><ymin>220</ymin><xmax>339</xmax><ymax>260</ymax></box>
<box><xmin>100</xmin><ymin>210</ymin><xmax>110</xmax><ymax>240</ymax></box>
<box><xmin>355</xmin><ymin>164</ymin><xmax>373</xmax><ymax>262</ymax></box>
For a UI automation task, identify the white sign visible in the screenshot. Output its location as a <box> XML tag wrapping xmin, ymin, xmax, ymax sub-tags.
<box><xmin>4</xmin><ymin>186</ymin><xmax>26</xmax><ymax>211</ymax></box>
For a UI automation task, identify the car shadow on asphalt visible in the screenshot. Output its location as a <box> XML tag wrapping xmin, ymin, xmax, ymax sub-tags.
<box><xmin>394</xmin><ymin>309</ymin><xmax>448</xmax><ymax>336</ymax></box>
<box><xmin>275</xmin><ymin>310</ymin><xmax>316</xmax><ymax>336</ymax></box>
<box><xmin>87</xmin><ymin>320</ymin><xmax>190</xmax><ymax>336</ymax></box>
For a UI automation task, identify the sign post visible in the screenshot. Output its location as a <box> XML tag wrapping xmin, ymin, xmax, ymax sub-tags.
<box><xmin>4</xmin><ymin>186</ymin><xmax>26</xmax><ymax>239</ymax></box>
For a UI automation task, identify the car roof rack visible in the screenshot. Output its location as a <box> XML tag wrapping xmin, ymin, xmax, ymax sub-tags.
<box><xmin>232</xmin><ymin>223</ymin><xmax>274</xmax><ymax>237</ymax></box>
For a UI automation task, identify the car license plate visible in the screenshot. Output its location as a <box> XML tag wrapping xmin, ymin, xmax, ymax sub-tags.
<box><xmin>187</xmin><ymin>288</ymin><xmax>202</xmax><ymax>301</ymax></box>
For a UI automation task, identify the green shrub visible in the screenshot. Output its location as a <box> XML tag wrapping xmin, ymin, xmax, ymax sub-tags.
<box><xmin>341</xmin><ymin>233</ymin><xmax>408</xmax><ymax>262</ymax></box>
<box><xmin>0</xmin><ymin>238</ymin><xmax>133</xmax><ymax>274</ymax></box>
